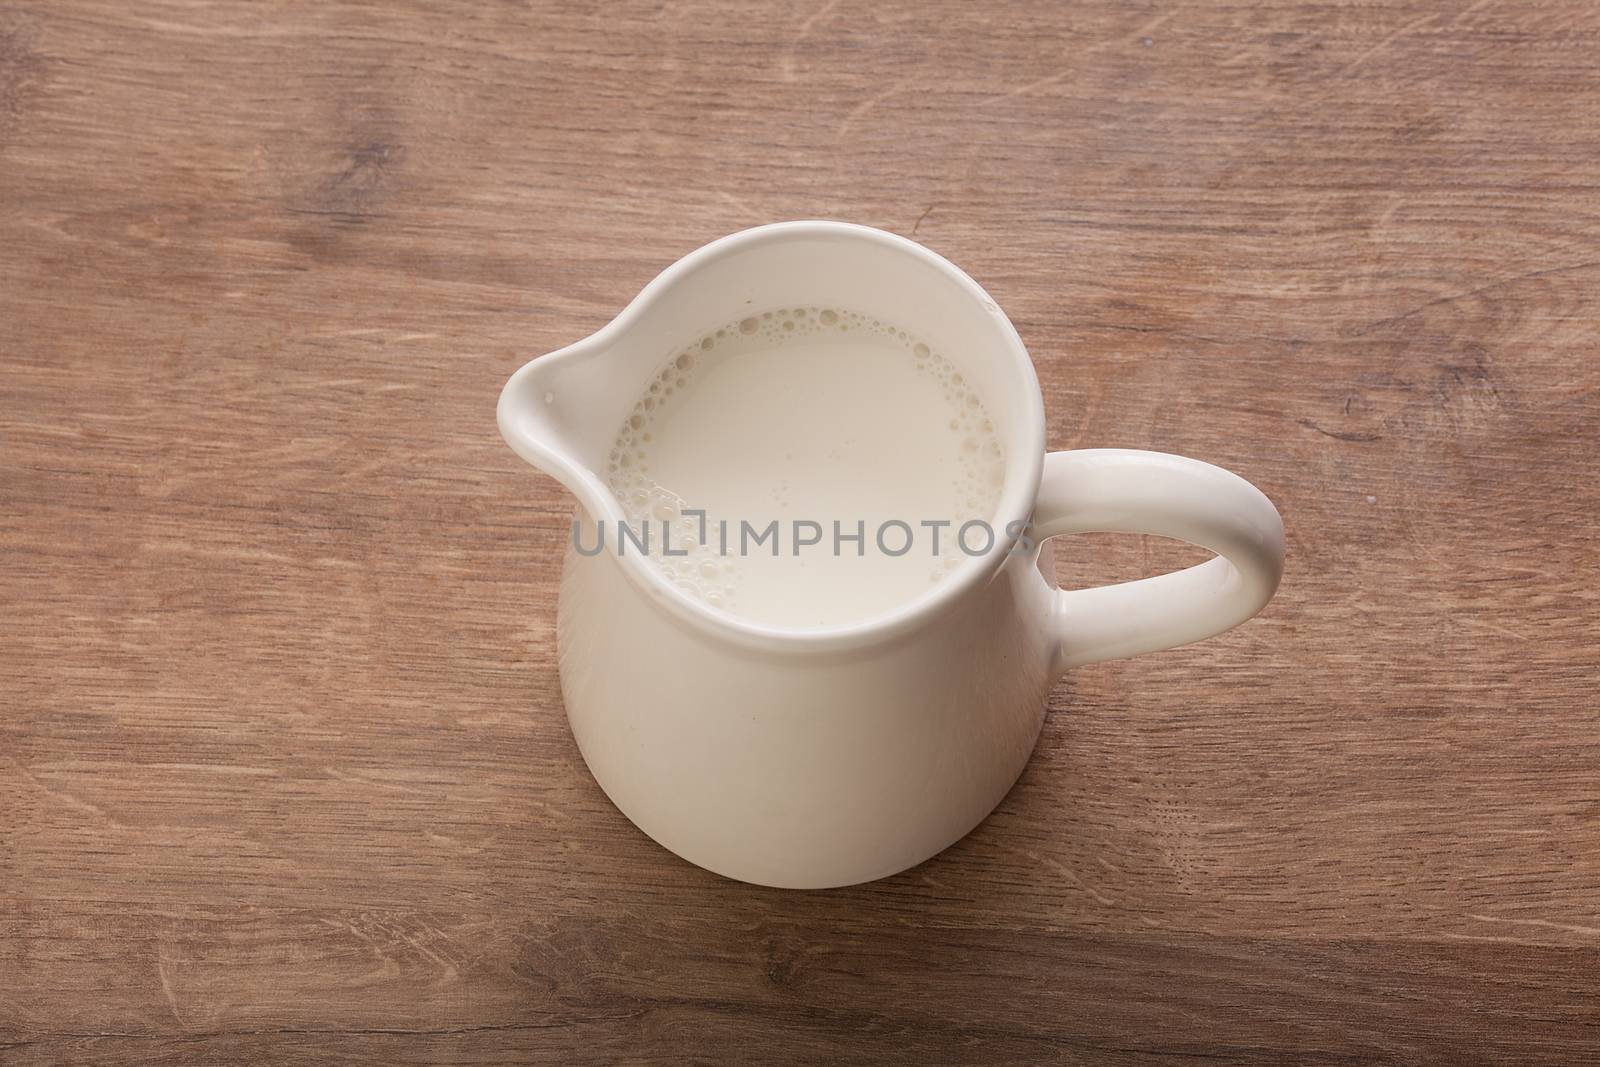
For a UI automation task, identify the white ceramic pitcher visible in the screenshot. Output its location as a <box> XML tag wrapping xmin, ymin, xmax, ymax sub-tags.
<box><xmin>499</xmin><ymin>222</ymin><xmax>1284</xmax><ymax>889</ymax></box>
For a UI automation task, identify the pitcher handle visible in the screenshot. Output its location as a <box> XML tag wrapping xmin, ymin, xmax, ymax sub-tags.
<box><xmin>1034</xmin><ymin>449</ymin><xmax>1285</xmax><ymax>674</ymax></box>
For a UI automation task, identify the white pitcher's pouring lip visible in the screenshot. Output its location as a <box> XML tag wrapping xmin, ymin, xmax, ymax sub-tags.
<box><xmin>498</xmin><ymin>338</ymin><xmax>614</xmax><ymax>503</ymax></box>
<box><xmin>498</xmin><ymin>220</ymin><xmax>1047</xmax><ymax>656</ymax></box>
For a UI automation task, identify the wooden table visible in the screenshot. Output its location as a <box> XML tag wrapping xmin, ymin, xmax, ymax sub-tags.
<box><xmin>5</xmin><ymin>2</ymin><xmax>1598</xmax><ymax>1063</ymax></box>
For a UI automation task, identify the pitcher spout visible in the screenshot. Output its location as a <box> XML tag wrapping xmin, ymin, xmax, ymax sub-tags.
<box><xmin>498</xmin><ymin>338</ymin><xmax>617</xmax><ymax>507</ymax></box>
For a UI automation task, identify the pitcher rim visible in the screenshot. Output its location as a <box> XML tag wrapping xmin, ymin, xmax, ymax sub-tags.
<box><xmin>500</xmin><ymin>220</ymin><xmax>1047</xmax><ymax>655</ymax></box>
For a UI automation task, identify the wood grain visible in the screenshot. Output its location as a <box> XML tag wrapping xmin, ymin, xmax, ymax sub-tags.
<box><xmin>3</xmin><ymin>1</ymin><xmax>1599</xmax><ymax>1063</ymax></box>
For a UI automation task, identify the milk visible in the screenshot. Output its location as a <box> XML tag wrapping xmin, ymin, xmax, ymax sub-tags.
<box><xmin>606</xmin><ymin>307</ymin><xmax>1005</xmax><ymax>628</ymax></box>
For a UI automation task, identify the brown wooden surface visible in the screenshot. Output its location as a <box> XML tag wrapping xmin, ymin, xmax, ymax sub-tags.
<box><xmin>4</xmin><ymin>1</ymin><xmax>1599</xmax><ymax>1063</ymax></box>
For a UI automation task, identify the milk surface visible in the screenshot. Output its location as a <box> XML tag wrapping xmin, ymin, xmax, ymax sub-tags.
<box><xmin>606</xmin><ymin>307</ymin><xmax>1005</xmax><ymax>628</ymax></box>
